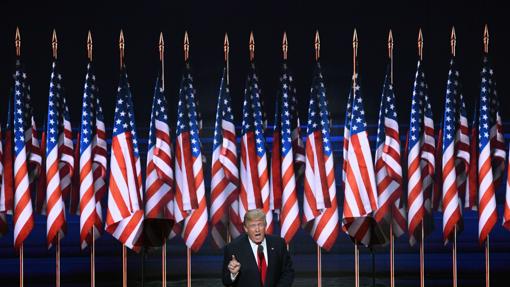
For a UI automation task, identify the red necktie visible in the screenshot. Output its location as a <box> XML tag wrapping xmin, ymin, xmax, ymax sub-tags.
<box><xmin>257</xmin><ymin>244</ymin><xmax>267</xmax><ymax>286</ymax></box>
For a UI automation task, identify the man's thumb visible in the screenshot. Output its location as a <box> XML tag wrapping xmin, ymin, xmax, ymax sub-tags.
<box><xmin>232</xmin><ymin>254</ymin><xmax>237</xmax><ymax>261</ymax></box>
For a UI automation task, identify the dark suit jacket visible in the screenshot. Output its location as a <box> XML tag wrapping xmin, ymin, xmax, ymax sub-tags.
<box><xmin>222</xmin><ymin>234</ymin><xmax>294</xmax><ymax>287</ymax></box>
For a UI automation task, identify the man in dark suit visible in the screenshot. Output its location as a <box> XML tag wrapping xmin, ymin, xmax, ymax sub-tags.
<box><xmin>222</xmin><ymin>209</ymin><xmax>294</xmax><ymax>287</ymax></box>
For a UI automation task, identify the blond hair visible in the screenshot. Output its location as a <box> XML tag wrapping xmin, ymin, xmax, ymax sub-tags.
<box><xmin>244</xmin><ymin>209</ymin><xmax>266</xmax><ymax>226</ymax></box>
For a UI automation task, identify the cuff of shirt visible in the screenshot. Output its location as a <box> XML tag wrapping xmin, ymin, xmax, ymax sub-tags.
<box><xmin>230</xmin><ymin>272</ymin><xmax>238</xmax><ymax>281</ymax></box>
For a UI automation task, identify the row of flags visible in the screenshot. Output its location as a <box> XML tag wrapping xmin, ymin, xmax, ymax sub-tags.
<box><xmin>0</xmin><ymin>52</ymin><xmax>509</xmax><ymax>254</ymax></box>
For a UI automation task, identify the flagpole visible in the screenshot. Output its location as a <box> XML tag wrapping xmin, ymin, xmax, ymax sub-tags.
<box><xmin>224</xmin><ymin>32</ymin><xmax>233</xmax><ymax>247</ymax></box>
<box><xmin>183</xmin><ymin>31</ymin><xmax>192</xmax><ymax>287</ymax></box>
<box><xmin>352</xmin><ymin>29</ymin><xmax>360</xmax><ymax>287</ymax></box>
<box><xmin>388</xmin><ymin>29</ymin><xmax>396</xmax><ymax>287</ymax></box>
<box><xmin>119</xmin><ymin>29</ymin><xmax>128</xmax><ymax>287</ymax></box>
<box><xmin>282</xmin><ymin>31</ymin><xmax>291</xmax><ymax>253</ymax></box>
<box><xmin>314</xmin><ymin>30</ymin><xmax>322</xmax><ymax>287</ymax></box>
<box><xmin>417</xmin><ymin>28</ymin><xmax>425</xmax><ymax>287</ymax></box>
<box><xmin>57</xmin><ymin>233</ymin><xmax>61</xmax><ymax>287</ymax></box>
<box><xmin>483</xmin><ymin>24</ymin><xmax>490</xmax><ymax>287</ymax></box>
<box><xmin>158</xmin><ymin>32</ymin><xmax>167</xmax><ymax>287</ymax></box>
<box><xmin>486</xmin><ymin>235</ymin><xmax>490</xmax><ymax>287</ymax></box>
<box><xmin>20</xmin><ymin>244</ymin><xmax>24</xmax><ymax>287</ymax></box>
<box><xmin>86</xmin><ymin>30</ymin><xmax>96</xmax><ymax>287</ymax></box>
<box><xmin>52</xmin><ymin>29</ymin><xmax>62</xmax><ymax>287</ymax></box>
<box><xmin>15</xmin><ymin>27</ymin><xmax>24</xmax><ymax>287</ymax></box>
<box><xmin>450</xmin><ymin>26</ymin><xmax>458</xmax><ymax>287</ymax></box>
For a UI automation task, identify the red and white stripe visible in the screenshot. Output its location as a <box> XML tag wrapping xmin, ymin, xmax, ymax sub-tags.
<box><xmin>407</xmin><ymin>135</ymin><xmax>425</xmax><ymax>246</ymax></box>
<box><xmin>174</xmin><ymin>133</ymin><xmax>209</xmax><ymax>252</ymax></box>
<box><xmin>503</xmin><ymin>143</ymin><xmax>510</xmax><ymax>230</ymax></box>
<box><xmin>79</xmin><ymin>118</ymin><xmax>107</xmax><ymax>250</ymax></box>
<box><xmin>14</xmin><ymin>139</ymin><xmax>35</xmax><ymax>249</ymax></box>
<box><xmin>271</xmin><ymin>134</ymin><xmax>300</xmax><ymax>244</ymax></box>
<box><xmin>240</xmin><ymin>134</ymin><xmax>273</xmax><ymax>233</ymax></box>
<box><xmin>46</xmin><ymin>133</ymin><xmax>67</xmax><ymax>248</ymax></box>
<box><xmin>302</xmin><ymin>132</ymin><xmax>339</xmax><ymax>251</ymax></box>
<box><xmin>342</xmin><ymin>135</ymin><xmax>378</xmax><ymax>243</ymax></box>
<box><xmin>145</xmin><ymin>119</ymin><xmax>174</xmax><ymax>220</ymax></box>
<box><xmin>210</xmin><ymin>115</ymin><xmax>241</xmax><ymax>248</ymax></box>
<box><xmin>478</xmin><ymin>138</ymin><xmax>497</xmax><ymax>244</ymax></box>
<box><xmin>105</xmin><ymin>132</ymin><xmax>144</xmax><ymax>251</ymax></box>
<box><xmin>374</xmin><ymin>111</ymin><xmax>402</xmax><ymax>224</ymax></box>
<box><xmin>442</xmin><ymin>138</ymin><xmax>462</xmax><ymax>243</ymax></box>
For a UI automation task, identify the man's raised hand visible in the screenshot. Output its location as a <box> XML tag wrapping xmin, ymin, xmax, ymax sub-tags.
<box><xmin>228</xmin><ymin>254</ymin><xmax>241</xmax><ymax>275</ymax></box>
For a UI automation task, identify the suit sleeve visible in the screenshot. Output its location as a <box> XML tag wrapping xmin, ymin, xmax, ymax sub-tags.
<box><xmin>222</xmin><ymin>243</ymin><xmax>237</xmax><ymax>286</ymax></box>
<box><xmin>276</xmin><ymin>238</ymin><xmax>295</xmax><ymax>287</ymax></box>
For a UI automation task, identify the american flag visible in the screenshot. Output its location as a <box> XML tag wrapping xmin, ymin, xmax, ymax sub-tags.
<box><xmin>144</xmin><ymin>75</ymin><xmax>175</xmax><ymax>241</ymax></box>
<box><xmin>477</xmin><ymin>56</ymin><xmax>500</xmax><ymax>243</ymax></box>
<box><xmin>374</xmin><ymin>66</ymin><xmax>406</xmax><ymax>238</ymax></box>
<box><xmin>173</xmin><ymin>63</ymin><xmax>209</xmax><ymax>252</ymax></box>
<box><xmin>441</xmin><ymin>58</ymin><xmax>463</xmax><ymax>244</ymax></box>
<box><xmin>0</xmin><ymin>95</ymin><xmax>14</xmax><ymax>216</ymax></box>
<box><xmin>239</xmin><ymin>63</ymin><xmax>273</xmax><ymax>233</ymax></box>
<box><xmin>0</xmin><ymin>125</ymin><xmax>7</xmax><ymax>236</ymax></box>
<box><xmin>302</xmin><ymin>62</ymin><xmax>339</xmax><ymax>251</ymax></box>
<box><xmin>270</xmin><ymin>62</ymin><xmax>300</xmax><ymax>243</ymax></box>
<box><xmin>105</xmin><ymin>66</ymin><xmax>144</xmax><ymax>251</ymax></box>
<box><xmin>342</xmin><ymin>70</ymin><xmax>380</xmax><ymax>246</ymax></box>
<box><xmin>407</xmin><ymin>60</ymin><xmax>435</xmax><ymax>246</ymax></box>
<box><xmin>12</xmin><ymin>59</ymin><xmax>35</xmax><ymax>249</ymax></box>
<box><xmin>79</xmin><ymin>62</ymin><xmax>107</xmax><ymax>250</ymax></box>
<box><xmin>210</xmin><ymin>67</ymin><xmax>242</xmax><ymax>248</ymax></box>
<box><xmin>45</xmin><ymin>60</ymin><xmax>73</xmax><ymax>248</ymax></box>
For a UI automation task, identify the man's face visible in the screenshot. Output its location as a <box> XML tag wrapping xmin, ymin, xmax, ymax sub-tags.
<box><xmin>244</xmin><ymin>218</ymin><xmax>266</xmax><ymax>244</ymax></box>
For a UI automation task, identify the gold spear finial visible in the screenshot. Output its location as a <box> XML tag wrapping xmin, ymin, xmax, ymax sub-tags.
<box><xmin>314</xmin><ymin>30</ymin><xmax>320</xmax><ymax>61</ymax></box>
<box><xmin>249</xmin><ymin>31</ymin><xmax>255</xmax><ymax>62</ymax></box>
<box><xmin>52</xmin><ymin>29</ymin><xmax>58</xmax><ymax>59</ymax></box>
<box><xmin>418</xmin><ymin>28</ymin><xmax>424</xmax><ymax>60</ymax></box>
<box><xmin>184</xmin><ymin>31</ymin><xmax>190</xmax><ymax>62</ymax></box>
<box><xmin>119</xmin><ymin>30</ymin><xmax>125</xmax><ymax>68</ymax></box>
<box><xmin>15</xmin><ymin>27</ymin><xmax>21</xmax><ymax>57</ymax></box>
<box><xmin>87</xmin><ymin>30</ymin><xmax>93</xmax><ymax>61</ymax></box>
<box><xmin>353</xmin><ymin>29</ymin><xmax>358</xmax><ymax>78</ymax></box>
<box><xmin>388</xmin><ymin>29</ymin><xmax>394</xmax><ymax>60</ymax></box>
<box><xmin>353</xmin><ymin>28</ymin><xmax>359</xmax><ymax>59</ymax></box>
<box><xmin>451</xmin><ymin>26</ymin><xmax>456</xmax><ymax>57</ymax></box>
<box><xmin>159</xmin><ymin>32</ymin><xmax>165</xmax><ymax>90</ymax></box>
<box><xmin>159</xmin><ymin>32</ymin><xmax>164</xmax><ymax>62</ymax></box>
<box><xmin>224</xmin><ymin>33</ymin><xmax>229</xmax><ymax>62</ymax></box>
<box><xmin>483</xmin><ymin>24</ymin><xmax>489</xmax><ymax>54</ymax></box>
<box><xmin>283</xmin><ymin>31</ymin><xmax>288</xmax><ymax>60</ymax></box>
<box><xmin>388</xmin><ymin>29</ymin><xmax>394</xmax><ymax>84</ymax></box>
